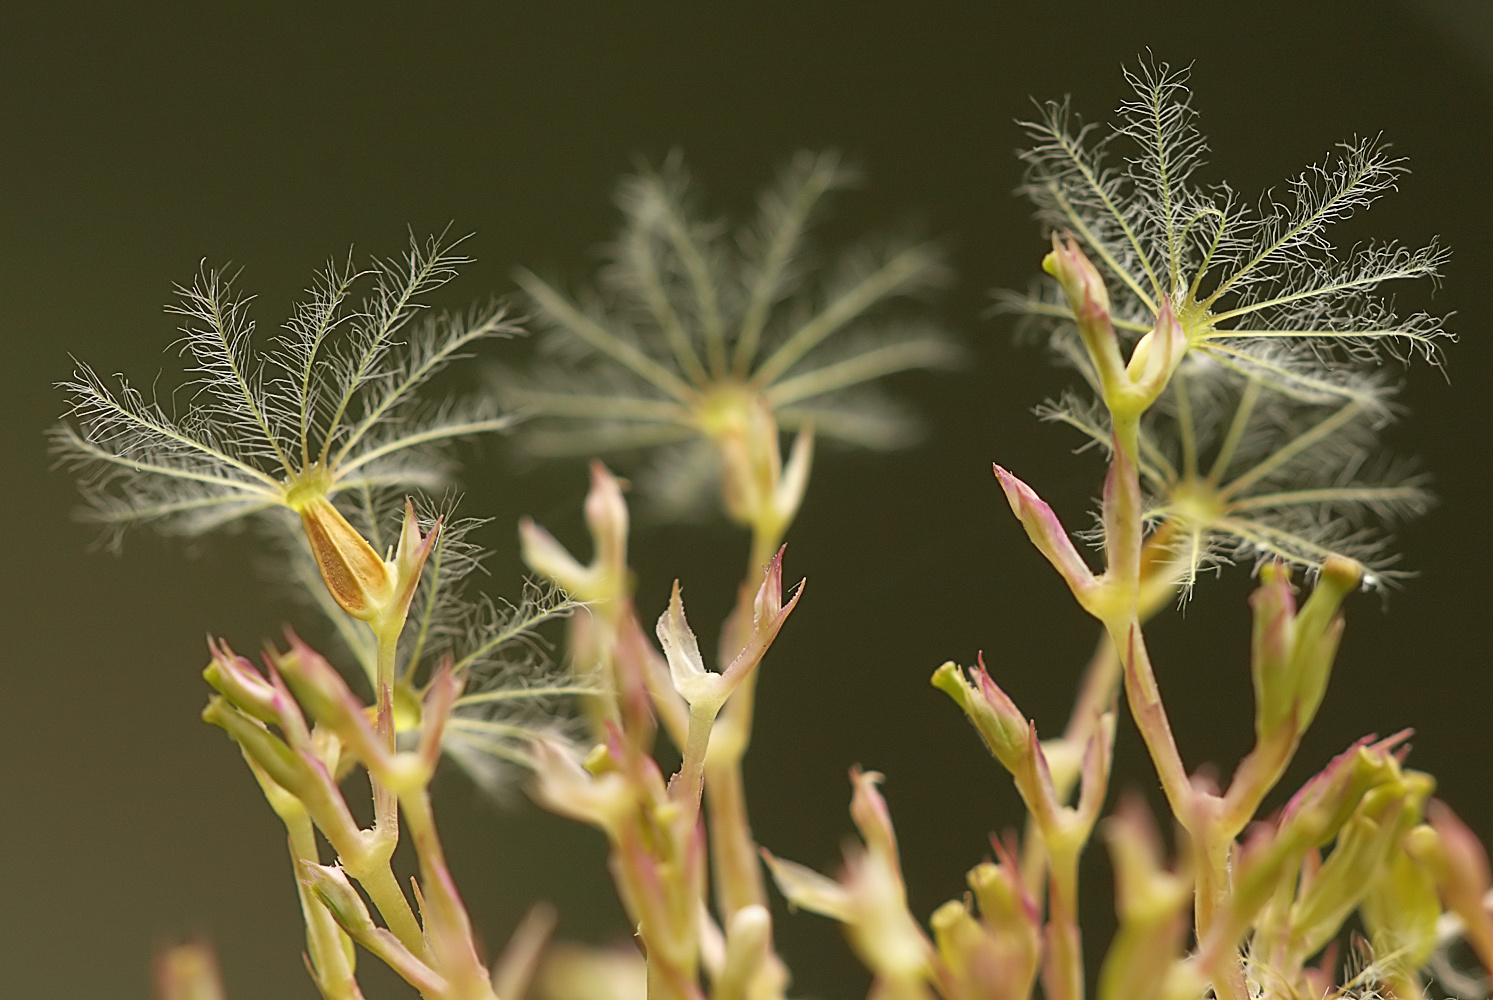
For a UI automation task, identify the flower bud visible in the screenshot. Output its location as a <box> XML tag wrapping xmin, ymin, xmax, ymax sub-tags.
<box><xmin>1043</xmin><ymin>236</ymin><xmax>1127</xmax><ymax>404</ymax></box>
<box><xmin>764</xmin><ymin>772</ymin><xmax>932</xmax><ymax>993</ymax></box>
<box><xmin>1360</xmin><ymin>834</ymin><xmax>1440</xmax><ymax>982</ymax></box>
<box><xmin>202</xmin><ymin>638</ymin><xmax>282</xmax><ymax>724</ymax></box>
<box><xmin>1250</xmin><ymin>563</ymin><xmax>1298</xmax><ymax>741</ymax></box>
<box><xmin>584</xmin><ymin>460</ymin><xmax>630</xmax><ymax>574</ymax></box>
<box><xmin>930</xmin><ymin>899</ymin><xmax>1002</xmax><ymax>1000</ymax></box>
<box><xmin>993</xmin><ymin>465</ymin><xmax>1102</xmax><ymax>615</ymax></box>
<box><xmin>523</xmin><ymin>463</ymin><xmax>634</xmax><ymax>608</ymax></box>
<box><xmin>274</xmin><ymin>634</ymin><xmax>386</xmax><ymax>772</ymax></box>
<box><xmin>1290</xmin><ymin>789</ymin><xmax>1421</xmax><ymax>960</ymax></box>
<box><xmin>1278</xmin><ymin>731</ymin><xmax>1412</xmax><ymax>849</ymax></box>
<box><xmin>1043</xmin><ymin>233</ymin><xmax>1111</xmax><ymax>319</ymax></box>
<box><xmin>154</xmin><ymin>940</ymin><xmax>226</xmax><ymax>1000</ymax></box>
<box><xmin>932</xmin><ymin>659</ymin><xmax>1028</xmax><ymax>774</ymax></box>
<box><xmin>716</xmin><ymin>905</ymin><xmax>773</xmax><ymax>1000</ymax></box>
<box><xmin>968</xmin><ymin>844</ymin><xmax>1040</xmax><ymax>944</ymax></box>
<box><xmin>1416</xmin><ymin>800</ymin><xmax>1493</xmax><ymax>977</ymax></box>
<box><xmin>301</xmin><ymin>862</ymin><xmax>378</xmax><ymax>939</ymax></box>
<box><xmin>385</xmin><ymin>498</ymin><xmax>440</xmax><ymax>629</ymax></box>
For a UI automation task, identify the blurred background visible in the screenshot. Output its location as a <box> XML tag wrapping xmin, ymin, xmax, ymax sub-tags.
<box><xmin>3</xmin><ymin>2</ymin><xmax>1491</xmax><ymax>997</ymax></box>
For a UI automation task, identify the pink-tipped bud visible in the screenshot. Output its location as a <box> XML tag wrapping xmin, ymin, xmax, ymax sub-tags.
<box><xmin>1074</xmin><ymin>711</ymin><xmax>1116</xmax><ymax>833</ymax></box>
<box><xmin>153</xmin><ymin>940</ymin><xmax>226</xmax><ymax>1000</ymax></box>
<box><xmin>584</xmin><ymin>460</ymin><xmax>631</xmax><ymax>583</ymax></box>
<box><xmin>721</xmin><ymin>547</ymin><xmax>803</xmax><ymax>689</ymax></box>
<box><xmin>765</xmin><ymin>771</ymin><xmax>930</xmax><ymax>987</ymax></box>
<box><xmin>519</xmin><ymin>517</ymin><xmax>592</xmax><ymax>594</ymax></box>
<box><xmin>521</xmin><ymin>464</ymin><xmax>632</xmax><ymax>606</ymax></box>
<box><xmin>931</xmin><ymin>659</ymin><xmax>1028</xmax><ymax>774</ymax></box>
<box><xmin>274</xmin><ymin>633</ymin><xmax>386</xmax><ymax>770</ymax></box>
<box><xmin>1043</xmin><ymin>235</ymin><xmax>1128</xmax><ymax>397</ymax></box>
<box><xmin>1043</xmin><ymin>233</ymin><xmax>1111</xmax><ymax>318</ymax></box>
<box><xmin>1251</xmin><ymin>558</ymin><xmax>1360</xmax><ymax>744</ymax></box>
<box><xmin>994</xmin><ymin>465</ymin><xmax>1101</xmax><ymax>614</ymax></box>
<box><xmin>203</xmin><ymin>638</ymin><xmax>282</xmax><ymax>724</ymax></box>
<box><xmin>1279</xmin><ymin>731</ymin><xmax>1413</xmax><ymax>847</ymax></box>
<box><xmin>417</xmin><ymin>659</ymin><xmax>463</xmax><ymax>774</ymax></box>
<box><xmin>1419</xmin><ymin>799</ymin><xmax>1493</xmax><ymax>977</ymax></box>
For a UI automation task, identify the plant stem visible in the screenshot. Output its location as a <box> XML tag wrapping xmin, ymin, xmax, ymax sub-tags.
<box><xmin>285</xmin><ymin>806</ymin><xmax>365</xmax><ymax>999</ymax></box>
<box><xmin>343</xmin><ymin>856</ymin><xmax>428</xmax><ymax>960</ymax></box>
<box><xmin>400</xmin><ymin>787</ymin><xmax>498</xmax><ymax>1000</ymax></box>
<box><xmin>1108</xmin><ymin>618</ymin><xmax>1192</xmax><ymax>821</ymax></box>
<box><xmin>677</xmin><ymin>702</ymin><xmax>720</xmax><ymax>820</ymax></box>
<box><xmin>703</xmin><ymin>562</ymin><xmax>774</xmax><ymax>919</ymax></box>
<box><xmin>1044</xmin><ymin>844</ymin><xmax>1085</xmax><ymax>1000</ymax></box>
<box><xmin>372</xmin><ymin>621</ymin><xmax>401</xmax><ymax>845</ymax></box>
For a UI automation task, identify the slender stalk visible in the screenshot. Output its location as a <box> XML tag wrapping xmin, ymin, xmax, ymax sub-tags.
<box><xmin>371</xmin><ymin>623</ymin><xmax>401</xmax><ymax>851</ymax></box>
<box><xmin>698</xmin><ymin>538</ymin><xmax>786</xmax><ymax>996</ymax></box>
<box><xmin>1109</xmin><ymin>620</ymin><xmax>1192</xmax><ymax>820</ymax></box>
<box><xmin>677</xmin><ymin>702</ymin><xmax>720</xmax><ymax>820</ymax></box>
<box><xmin>399</xmin><ymin>788</ymin><xmax>498</xmax><ymax>1000</ymax></box>
<box><xmin>342</xmin><ymin>857</ymin><xmax>427</xmax><ymax>960</ymax></box>
<box><xmin>1106</xmin><ymin>416</ymin><xmax>1249</xmax><ymax>1000</ymax></box>
<box><xmin>1044</xmin><ymin>844</ymin><xmax>1085</xmax><ymax>1000</ymax></box>
<box><xmin>1020</xmin><ymin>637</ymin><xmax>1119</xmax><ymax>895</ymax></box>
<box><xmin>288</xmin><ymin>825</ymin><xmax>363</xmax><ymax>1000</ymax></box>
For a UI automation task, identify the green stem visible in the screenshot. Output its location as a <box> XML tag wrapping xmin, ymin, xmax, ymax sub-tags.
<box><xmin>1104</xmin><ymin>412</ymin><xmax>1252</xmax><ymax>1000</ymax></box>
<box><xmin>400</xmin><ymin>788</ymin><xmax>497</xmax><ymax>1000</ymax></box>
<box><xmin>1108</xmin><ymin>619</ymin><xmax>1192</xmax><ymax>821</ymax></box>
<box><xmin>342</xmin><ymin>856</ymin><xmax>427</xmax><ymax>961</ymax></box>
<box><xmin>677</xmin><ymin>701</ymin><xmax>720</xmax><ymax>820</ymax></box>
<box><xmin>704</xmin><ymin>744</ymin><xmax>765</xmax><ymax>915</ymax></box>
<box><xmin>371</xmin><ymin>622</ymin><xmax>401</xmax><ymax>849</ymax></box>
<box><xmin>286</xmin><ymin>810</ymin><xmax>365</xmax><ymax>1000</ymax></box>
<box><xmin>1044</xmin><ymin>844</ymin><xmax>1085</xmax><ymax>1000</ymax></box>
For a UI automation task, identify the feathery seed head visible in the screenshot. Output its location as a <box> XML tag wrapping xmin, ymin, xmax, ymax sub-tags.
<box><xmin>52</xmin><ymin>232</ymin><xmax>517</xmax><ymax>551</ymax></box>
<box><xmin>1015</xmin><ymin>60</ymin><xmax>1449</xmax><ymax>408</ymax></box>
<box><xmin>498</xmin><ymin>150</ymin><xmax>957</xmax><ymax>527</ymax></box>
<box><xmin>1016</xmin><ymin>60</ymin><xmax>1444</xmax><ymax>592</ymax></box>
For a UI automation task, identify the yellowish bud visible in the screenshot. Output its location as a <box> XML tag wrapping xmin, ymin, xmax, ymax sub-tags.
<box><xmin>298</xmin><ymin>496</ymin><xmax>393</xmax><ymax>622</ymax></box>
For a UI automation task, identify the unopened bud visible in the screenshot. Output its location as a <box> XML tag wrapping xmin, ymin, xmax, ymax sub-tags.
<box><xmin>202</xmin><ymin>638</ymin><xmax>281</xmax><ymax>724</ymax></box>
<box><xmin>1043</xmin><ymin>235</ymin><xmax>1127</xmax><ymax>403</ymax></box>
<box><xmin>993</xmin><ymin>465</ymin><xmax>1101</xmax><ymax>615</ymax></box>
<box><xmin>932</xmin><ymin>659</ymin><xmax>1028</xmax><ymax>774</ymax></box>
<box><xmin>584</xmin><ymin>460</ymin><xmax>630</xmax><ymax>583</ymax></box>
<box><xmin>1360</xmin><ymin>834</ymin><xmax>1440</xmax><ymax>975</ymax></box>
<box><xmin>1043</xmin><ymin>234</ymin><xmax>1111</xmax><ymax>318</ymax></box>
<box><xmin>301</xmin><ymin>862</ymin><xmax>377</xmax><ymax>937</ymax></box>
<box><xmin>154</xmin><ymin>940</ymin><xmax>226</xmax><ymax>1000</ymax></box>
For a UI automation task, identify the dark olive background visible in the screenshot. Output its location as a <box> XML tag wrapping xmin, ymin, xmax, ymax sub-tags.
<box><xmin>4</xmin><ymin>3</ymin><xmax>1491</xmax><ymax>997</ymax></box>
